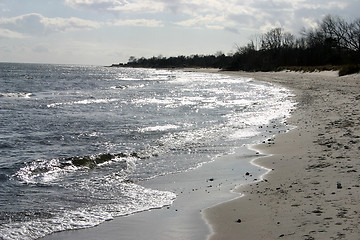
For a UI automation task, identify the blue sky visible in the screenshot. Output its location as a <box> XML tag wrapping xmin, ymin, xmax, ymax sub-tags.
<box><xmin>0</xmin><ymin>0</ymin><xmax>359</xmax><ymax>65</ymax></box>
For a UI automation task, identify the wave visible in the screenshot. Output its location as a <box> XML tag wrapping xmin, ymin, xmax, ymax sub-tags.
<box><xmin>13</xmin><ymin>152</ymin><xmax>142</xmax><ymax>184</ymax></box>
<box><xmin>47</xmin><ymin>98</ymin><xmax>120</xmax><ymax>107</ymax></box>
<box><xmin>110</xmin><ymin>84</ymin><xmax>145</xmax><ymax>90</ymax></box>
<box><xmin>0</xmin><ymin>182</ymin><xmax>176</xmax><ymax>240</ymax></box>
<box><xmin>0</xmin><ymin>92</ymin><xmax>33</xmax><ymax>98</ymax></box>
<box><xmin>5</xmin><ymin>149</ymin><xmax>176</xmax><ymax>240</ymax></box>
<box><xmin>5</xmin><ymin>151</ymin><xmax>176</xmax><ymax>240</ymax></box>
<box><xmin>138</xmin><ymin>124</ymin><xmax>180</xmax><ymax>133</ymax></box>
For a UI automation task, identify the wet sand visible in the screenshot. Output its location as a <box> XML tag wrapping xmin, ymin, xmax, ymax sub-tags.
<box><xmin>205</xmin><ymin>70</ymin><xmax>360</xmax><ymax>240</ymax></box>
<box><xmin>40</xmin><ymin>145</ymin><xmax>270</xmax><ymax>240</ymax></box>
<box><xmin>41</xmin><ymin>70</ymin><xmax>360</xmax><ymax>240</ymax></box>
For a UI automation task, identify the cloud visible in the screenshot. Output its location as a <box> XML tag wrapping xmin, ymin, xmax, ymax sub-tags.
<box><xmin>0</xmin><ymin>13</ymin><xmax>101</xmax><ymax>36</ymax></box>
<box><xmin>0</xmin><ymin>28</ymin><xmax>25</xmax><ymax>38</ymax></box>
<box><xmin>46</xmin><ymin>16</ymin><xmax>102</xmax><ymax>32</ymax></box>
<box><xmin>175</xmin><ymin>14</ymin><xmax>228</xmax><ymax>30</ymax></box>
<box><xmin>65</xmin><ymin>0</ymin><xmax>165</xmax><ymax>13</ymax></box>
<box><xmin>0</xmin><ymin>12</ymin><xmax>166</xmax><ymax>40</ymax></box>
<box><xmin>111</xmin><ymin>19</ymin><xmax>164</xmax><ymax>28</ymax></box>
<box><xmin>64</xmin><ymin>0</ymin><xmax>358</xmax><ymax>34</ymax></box>
<box><xmin>64</xmin><ymin>0</ymin><xmax>280</xmax><ymax>32</ymax></box>
<box><xmin>65</xmin><ymin>0</ymin><xmax>126</xmax><ymax>11</ymax></box>
<box><xmin>50</xmin><ymin>0</ymin><xmax>360</xmax><ymax>37</ymax></box>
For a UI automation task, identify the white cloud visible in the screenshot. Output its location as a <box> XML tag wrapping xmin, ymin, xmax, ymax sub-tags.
<box><xmin>64</xmin><ymin>0</ymin><xmax>357</xmax><ymax>35</ymax></box>
<box><xmin>111</xmin><ymin>19</ymin><xmax>164</xmax><ymax>28</ymax></box>
<box><xmin>0</xmin><ymin>13</ymin><xmax>102</xmax><ymax>36</ymax></box>
<box><xmin>65</xmin><ymin>0</ymin><xmax>126</xmax><ymax>11</ymax></box>
<box><xmin>175</xmin><ymin>14</ymin><xmax>228</xmax><ymax>30</ymax></box>
<box><xmin>0</xmin><ymin>12</ymin><xmax>165</xmax><ymax>39</ymax></box>
<box><xmin>46</xmin><ymin>16</ymin><xmax>102</xmax><ymax>32</ymax></box>
<box><xmin>0</xmin><ymin>28</ymin><xmax>25</xmax><ymax>38</ymax></box>
<box><xmin>66</xmin><ymin>0</ymin><xmax>165</xmax><ymax>13</ymax></box>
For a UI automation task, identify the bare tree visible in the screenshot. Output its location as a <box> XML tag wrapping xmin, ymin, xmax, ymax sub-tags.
<box><xmin>349</xmin><ymin>19</ymin><xmax>360</xmax><ymax>52</ymax></box>
<box><xmin>320</xmin><ymin>15</ymin><xmax>360</xmax><ymax>52</ymax></box>
<box><xmin>260</xmin><ymin>28</ymin><xmax>295</xmax><ymax>50</ymax></box>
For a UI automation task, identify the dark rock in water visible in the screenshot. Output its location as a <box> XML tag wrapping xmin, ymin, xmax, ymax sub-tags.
<box><xmin>115</xmin><ymin>152</ymin><xmax>128</xmax><ymax>158</ymax></box>
<box><xmin>236</xmin><ymin>219</ymin><xmax>242</xmax><ymax>223</ymax></box>
<box><xmin>95</xmin><ymin>153</ymin><xmax>115</xmax><ymax>164</ymax></box>
<box><xmin>61</xmin><ymin>152</ymin><xmax>130</xmax><ymax>169</ymax></box>
<box><xmin>337</xmin><ymin>182</ymin><xmax>343</xmax><ymax>189</ymax></box>
<box><xmin>208</xmin><ymin>178</ymin><xmax>215</xmax><ymax>182</ymax></box>
<box><xmin>115</xmin><ymin>85</ymin><xmax>128</xmax><ymax>89</ymax></box>
<box><xmin>245</xmin><ymin>172</ymin><xmax>250</xmax><ymax>176</ymax></box>
<box><xmin>71</xmin><ymin>156</ymin><xmax>96</xmax><ymax>168</ymax></box>
<box><xmin>130</xmin><ymin>152</ymin><xmax>140</xmax><ymax>158</ymax></box>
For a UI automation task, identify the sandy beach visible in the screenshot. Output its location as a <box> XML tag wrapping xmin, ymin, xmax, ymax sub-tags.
<box><xmin>205</xmin><ymin>70</ymin><xmax>360</xmax><ymax>240</ymax></box>
<box><xmin>40</xmin><ymin>70</ymin><xmax>359</xmax><ymax>240</ymax></box>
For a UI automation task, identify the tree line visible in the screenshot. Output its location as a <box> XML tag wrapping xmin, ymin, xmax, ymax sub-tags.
<box><xmin>113</xmin><ymin>15</ymin><xmax>360</xmax><ymax>75</ymax></box>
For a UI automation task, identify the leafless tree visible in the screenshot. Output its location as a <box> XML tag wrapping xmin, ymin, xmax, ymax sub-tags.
<box><xmin>260</xmin><ymin>28</ymin><xmax>295</xmax><ymax>50</ymax></box>
<box><xmin>320</xmin><ymin>15</ymin><xmax>360</xmax><ymax>52</ymax></box>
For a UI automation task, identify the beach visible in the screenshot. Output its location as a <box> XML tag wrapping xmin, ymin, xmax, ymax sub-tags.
<box><xmin>37</xmin><ymin>67</ymin><xmax>292</xmax><ymax>240</ymax></box>
<box><xmin>205</xmin><ymin>70</ymin><xmax>360</xmax><ymax>240</ymax></box>
<box><xmin>39</xmin><ymin>69</ymin><xmax>360</xmax><ymax>240</ymax></box>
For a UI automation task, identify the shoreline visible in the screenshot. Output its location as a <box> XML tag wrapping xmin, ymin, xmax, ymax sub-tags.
<box><xmin>39</xmin><ymin>69</ymin><xmax>291</xmax><ymax>240</ymax></box>
<box><xmin>40</xmin><ymin>145</ymin><xmax>270</xmax><ymax>240</ymax></box>
<box><xmin>204</xmin><ymin>70</ymin><xmax>360</xmax><ymax>240</ymax></box>
<box><xmin>39</xmin><ymin>69</ymin><xmax>360</xmax><ymax>240</ymax></box>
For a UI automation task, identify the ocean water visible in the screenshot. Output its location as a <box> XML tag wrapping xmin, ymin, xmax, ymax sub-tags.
<box><xmin>0</xmin><ymin>63</ymin><xmax>295</xmax><ymax>240</ymax></box>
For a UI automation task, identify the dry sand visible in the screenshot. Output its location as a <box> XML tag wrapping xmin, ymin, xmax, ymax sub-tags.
<box><xmin>205</xmin><ymin>70</ymin><xmax>360</xmax><ymax>240</ymax></box>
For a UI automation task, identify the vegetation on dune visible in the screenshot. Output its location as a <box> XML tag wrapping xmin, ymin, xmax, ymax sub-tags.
<box><xmin>112</xmin><ymin>15</ymin><xmax>360</xmax><ymax>76</ymax></box>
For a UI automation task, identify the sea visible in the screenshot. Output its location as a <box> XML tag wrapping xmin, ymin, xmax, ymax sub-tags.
<box><xmin>0</xmin><ymin>63</ymin><xmax>295</xmax><ymax>240</ymax></box>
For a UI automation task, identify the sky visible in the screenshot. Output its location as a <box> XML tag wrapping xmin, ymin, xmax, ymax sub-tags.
<box><xmin>0</xmin><ymin>0</ymin><xmax>359</xmax><ymax>65</ymax></box>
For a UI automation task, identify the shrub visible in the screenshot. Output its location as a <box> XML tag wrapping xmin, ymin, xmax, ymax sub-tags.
<box><xmin>339</xmin><ymin>65</ymin><xmax>360</xmax><ymax>76</ymax></box>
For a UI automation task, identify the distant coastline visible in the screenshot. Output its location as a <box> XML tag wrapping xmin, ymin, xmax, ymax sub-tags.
<box><xmin>111</xmin><ymin>15</ymin><xmax>360</xmax><ymax>76</ymax></box>
<box><xmin>110</xmin><ymin>62</ymin><xmax>359</xmax><ymax>76</ymax></box>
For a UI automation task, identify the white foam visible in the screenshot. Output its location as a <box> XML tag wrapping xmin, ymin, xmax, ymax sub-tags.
<box><xmin>13</xmin><ymin>158</ymin><xmax>77</xmax><ymax>184</ymax></box>
<box><xmin>0</xmin><ymin>92</ymin><xmax>33</xmax><ymax>98</ymax></box>
<box><xmin>47</xmin><ymin>98</ymin><xmax>119</xmax><ymax>107</ymax></box>
<box><xmin>0</xmin><ymin>183</ymin><xmax>176</xmax><ymax>240</ymax></box>
<box><xmin>138</xmin><ymin>124</ymin><xmax>180</xmax><ymax>133</ymax></box>
<box><xmin>134</xmin><ymin>97</ymin><xmax>174</xmax><ymax>105</ymax></box>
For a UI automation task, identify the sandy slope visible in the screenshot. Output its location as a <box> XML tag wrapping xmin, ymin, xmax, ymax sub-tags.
<box><xmin>205</xmin><ymin>71</ymin><xmax>360</xmax><ymax>240</ymax></box>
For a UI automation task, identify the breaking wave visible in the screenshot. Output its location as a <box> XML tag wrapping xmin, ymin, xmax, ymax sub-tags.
<box><xmin>13</xmin><ymin>152</ymin><xmax>141</xmax><ymax>184</ymax></box>
<box><xmin>0</xmin><ymin>92</ymin><xmax>33</xmax><ymax>98</ymax></box>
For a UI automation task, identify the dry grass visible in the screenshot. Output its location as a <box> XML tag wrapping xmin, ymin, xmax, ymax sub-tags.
<box><xmin>277</xmin><ymin>65</ymin><xmax>359</xmax><ymax>76</ymax></box>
